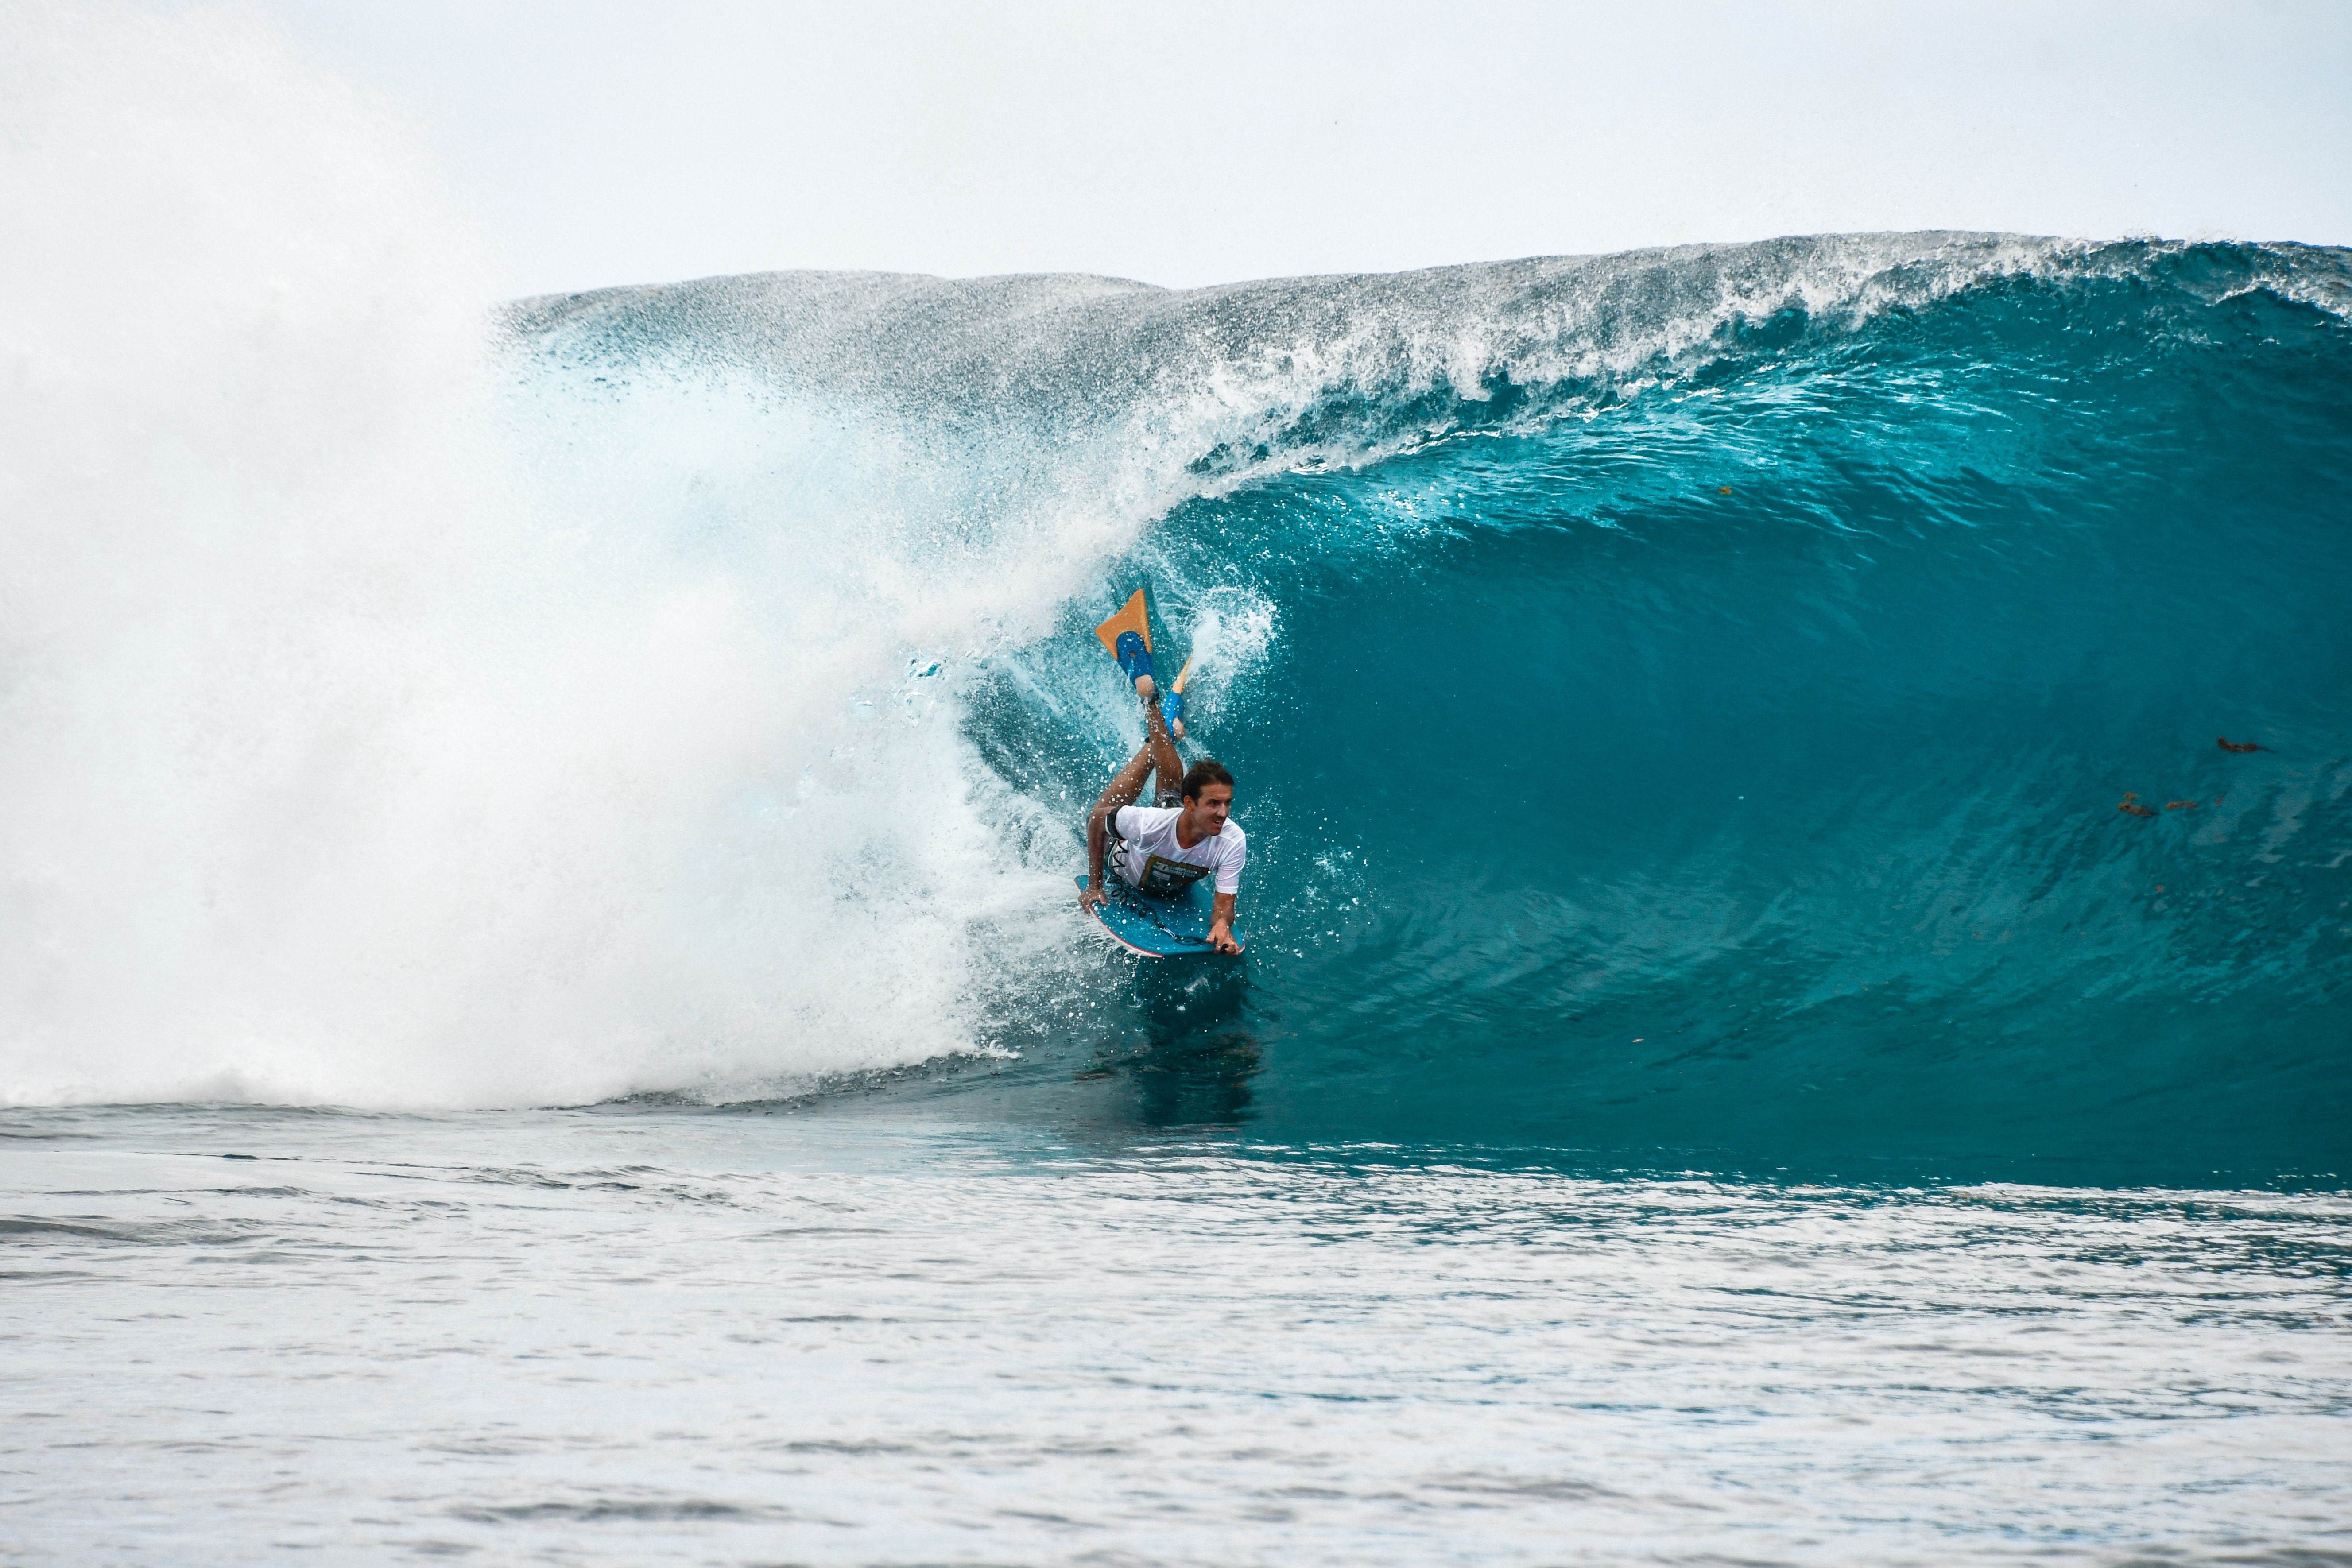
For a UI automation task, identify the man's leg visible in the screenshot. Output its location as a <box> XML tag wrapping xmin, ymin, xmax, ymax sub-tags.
<box><xmin>1083</xmin><ymin>675</ymin><xmax>1184</xmax><ymax>904</ymax></box>
<box><xmin>1139</xmin><ymin>675</ymin><xmax>1185</xmax><ymax>806</ymax></box>
<box><xmin>1088</xmin><ymin>675</ymin><xmax>1185</xmax><ymax>824</ymax></box>
<box><xmin>1089</xmin><ymin>742</ymin><xmax>1156</xmax><ymax>823</ymax></box>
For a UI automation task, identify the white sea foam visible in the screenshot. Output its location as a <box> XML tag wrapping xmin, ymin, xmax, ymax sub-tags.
<box><xmin>0</xmin><ymin>5</ymin><xmax>1082</xmax><ymax>1108</ymax></box>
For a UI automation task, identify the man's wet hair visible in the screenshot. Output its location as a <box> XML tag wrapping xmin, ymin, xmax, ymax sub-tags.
<box><xmin>1182</xmin><ymin>758</ymin><xmax>1234</xmax><ymax>801</ymax></box>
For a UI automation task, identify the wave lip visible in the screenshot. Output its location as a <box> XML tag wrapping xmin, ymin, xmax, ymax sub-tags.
<box><xmin>509</xmin><ymin>234</ymin><xmax>2352</xmax><ymax>491</ymax></box>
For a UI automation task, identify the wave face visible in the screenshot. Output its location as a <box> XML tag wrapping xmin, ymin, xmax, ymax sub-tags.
<box><xmin>9</xmin><ymin>163</ymin><xmax>2352</xmax><ymax>1173</ymax></box>
<box><xmin>513</xmin><ymin>236</ymin><xmax>2352</xmax><ymax>1172</ymax></box>
<box><xmin>1078</xmin><ymin>242</ymin><xmax>2352</xmax><ymax>1174</ymax></box>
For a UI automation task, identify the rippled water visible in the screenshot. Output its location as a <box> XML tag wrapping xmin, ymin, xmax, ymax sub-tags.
<box><xmin>7</xmin><ymin>1104</ymin><xmax>2348</xmax><ymax>1565</ymax></box>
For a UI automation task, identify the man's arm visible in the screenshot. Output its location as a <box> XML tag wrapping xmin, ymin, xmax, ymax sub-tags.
<box><xmin>1082</xmin><ymin>806</ymin><xmax>1114</xmax><ymax>910</ymax></box>
<box><xmin>1206</xmin><ymin>891</ymin><xmax>1240</xmax><ymax>954</ymax></box>
<box><xmin>1082</xmin><ymin>753</ymin><xmax>1150</xmax><ymax>912</ymax></box>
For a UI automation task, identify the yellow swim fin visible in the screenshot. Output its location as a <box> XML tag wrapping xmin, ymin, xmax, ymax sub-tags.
<box><xmin>1093</xmin><ymin>589</ymin><xmax>1151</xmax><ymax>658</ymax></box>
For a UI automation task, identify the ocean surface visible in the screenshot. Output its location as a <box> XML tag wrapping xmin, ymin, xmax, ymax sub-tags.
<box><xmin>7</xmin><ymin>225</ymin><xmax>2352</xmax><ymax>1562</ymax></box>
<box><xmin>7</xmin><ymin>1105</ymin><xmax>2351</xmax><ymax>1566</ymax></box>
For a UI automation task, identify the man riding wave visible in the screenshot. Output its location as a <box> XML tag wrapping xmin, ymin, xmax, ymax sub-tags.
<box><xmin>1078</xmin><ymin>635</ymin><xmax>1245</xmax><ymax>955</ymax></box>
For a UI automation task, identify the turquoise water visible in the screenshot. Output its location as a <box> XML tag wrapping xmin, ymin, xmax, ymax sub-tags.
<box><xmin>9</xmin><ymin>234</ymin><xmax>2352</xmax><ymax>1560</ymax></box>
<box><xmin>945</xmin><ymin>239</ymin><xmax>2352</xmax><ymax>1180</ymax></box>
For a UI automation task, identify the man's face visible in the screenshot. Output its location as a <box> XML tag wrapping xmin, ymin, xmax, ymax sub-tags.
<box><xmin>1184</xmin><ymin>782</ymin><xmax>1234</xmax><ymax>836</ymax></box>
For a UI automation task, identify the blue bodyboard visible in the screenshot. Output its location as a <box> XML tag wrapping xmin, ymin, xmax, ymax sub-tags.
<box><xmin>1077</xmin><ymin>874</ymin><xmax>1243</xmax><ymax>958</ymax></box>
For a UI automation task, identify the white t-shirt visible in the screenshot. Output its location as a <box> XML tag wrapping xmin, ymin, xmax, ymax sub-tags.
<box><xmin>1110</xmin><ymin>805</ymin><xmax>1247</xmax><ymax>897</ymax></box>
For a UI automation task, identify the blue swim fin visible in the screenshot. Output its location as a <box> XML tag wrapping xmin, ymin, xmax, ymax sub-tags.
<box><xmin>1114</xmin><ymin>630</ymin><xmax>1155</xmax><ymax>685</ymax></box>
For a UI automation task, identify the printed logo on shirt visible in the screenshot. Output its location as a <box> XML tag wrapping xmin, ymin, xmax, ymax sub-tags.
<box><xmin>1138</xmin><ymin>853</ymin><xmax>1212</xmax><ymax>896</ymax></box>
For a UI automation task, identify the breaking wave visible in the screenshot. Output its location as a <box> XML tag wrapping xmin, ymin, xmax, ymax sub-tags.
<box><xmin>5</xmin><ymin>4</ymin><xmax>2348</xmax><ymax>1173</ymax></box>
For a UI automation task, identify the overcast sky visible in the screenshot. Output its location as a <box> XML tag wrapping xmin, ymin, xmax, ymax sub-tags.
<box><xmin>265</xmin><ymin>0</ymin><xmax>2352</xmax><ymax>299</ymax></box>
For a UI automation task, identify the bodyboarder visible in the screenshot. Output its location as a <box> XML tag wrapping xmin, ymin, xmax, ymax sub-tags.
<box><xmin>1078</xmin><ymin>638</ymin><xmax>1245</xmax><ymax>955</ymax></box>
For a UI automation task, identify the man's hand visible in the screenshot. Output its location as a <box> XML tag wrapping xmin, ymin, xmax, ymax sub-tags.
<box><xmin>1079</xmin><ymin>885</ymin><xmax>1107</xmax><ymax>914</ymax></box>
<box><xmin>1206</xmin><ymin>890</ymin><xmax>1241</xmax><ymax>954</ymax></box>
